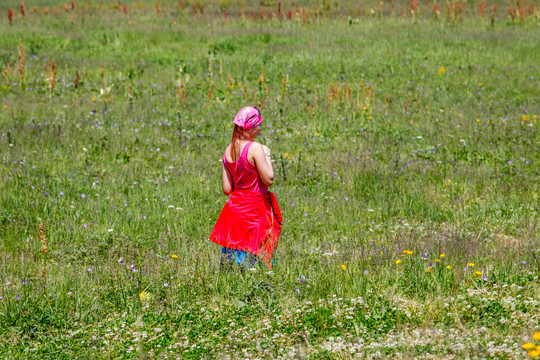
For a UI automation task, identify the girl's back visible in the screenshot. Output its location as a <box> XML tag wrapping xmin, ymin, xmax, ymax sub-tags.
<box><xmin>223</xmin><ymin>141</ymin><xmax>267</xmax><ymax>195</ymax></box>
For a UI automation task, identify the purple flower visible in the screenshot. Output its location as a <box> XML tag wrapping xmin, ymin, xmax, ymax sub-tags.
<box><xmin>296</xmin><ymin>288</ymin><xmax>300</xmax><ymax>294</ymax></box>
<box><xmin>81</xmin><ymin>194</ymin><xmax>86</xmax><ymax>199</ymax></box>
<box><xmin>482</xmin><ymin>276</ymin><xmax>489</xmax><ymax>282</ymax></box>
<box><xmin>118</xmin><ymin>257</ymin><xmax>126</xmax><ymax>266</ymax></box>
<box><xmin>364</xmin><ymin>270</ymin><xmax>369</xmax><ymax>275</ymax></box>
<box><xmin>164</xmin><ymin>283</ymin><xmax>170</xmax><ymax>288</ymax></box>
<box><xmin>130</xmin><ymin>264</ymin><xmax>137</xmax><ymax>272</ymax></box>
<box><xmin>16</xmin><ymin>294</ymin><xmax>21</xmax><ymax>301</ymax></box>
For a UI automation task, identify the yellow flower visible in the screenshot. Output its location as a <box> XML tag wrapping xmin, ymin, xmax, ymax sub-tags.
<box><xmin>476</xmin><ymin>119</ymin><xmax>480</xmax><ymax>122</ymax></box>
<box><xmin>362</xmin><ymin>107</ymin><xmax>367</xmax><ymax>111</ymax></box>
<box><xmin>523</xmin><ymin>343</ymin><xmax>536</xmax><ymax>350</ymax></box>
<box><xmin>139</xmin><ymin>290</ymin><xmax>154</xmax><ymax>301</ymax></box>
<box><xmin>440</xmin><ymin>253</ymin><xmax>445</xmax><ymax>258</ymax></box>
<box><xmin>170</xmin><ymin>254</ymin><xmax>179</xmax><ymax>259</ymax></box>
<box><xmin>426</xmin><ymin>267</ymin><xmax>432</xmax><ymax>273</ymax></box>
<box><xmin>434</xmin><ymin>259</ymin><xmax>441</xmax><ymax>262</ymax></box>
<box><xmin>438</xmin><ymin>66</ymin><xmax>446</xmax><ymax>75</ymax></box>
<box><xmin>395</xmin><ymin>259</ymin><xmax>401</xmax><ymax>265</ymax></box>
<box><xmin>474</xmin><ymin>271</ymin><xmax>482</xmax><ymax>276</ymax></box>
<box><xmin>341</xmin><ymin>264</ymin><xmax>346</xmax><ymax>270</ymax></box>
<box><xmin>446</xmin><ymin>266</ymin><xmax>451</xmax><ymax>269</ymax></box>
<box><xmin>468</xmin><ymin>263</ymin><xmax>475</xmax><ymax>267</ymax></box>
<box><xmin>533</xmin><ymin>332</ymin><xmax>540</xmax><ymax>341</ymax></box>
<box><xmin>528</xmin><ymin>350</ymin><xmax>540</xmax><ymax>358</ymax></box>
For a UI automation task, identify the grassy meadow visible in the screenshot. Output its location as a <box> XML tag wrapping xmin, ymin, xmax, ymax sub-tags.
<box><xmin>1</xmin><ymin>0</ymin><xmax>539</xmax><ymax>358</ymax></box>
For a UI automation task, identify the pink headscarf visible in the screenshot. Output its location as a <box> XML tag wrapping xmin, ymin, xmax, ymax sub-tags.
<box><xmin>233</xmin><ymin>106</ymin><xmax>262</xmax><ymax>129</ymax></box>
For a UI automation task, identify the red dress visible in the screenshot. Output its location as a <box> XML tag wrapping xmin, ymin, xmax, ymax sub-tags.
<box><xmin>209</xmin><ymin>142</ymin><xmax>282</xmax><ymax>268</ymax></box>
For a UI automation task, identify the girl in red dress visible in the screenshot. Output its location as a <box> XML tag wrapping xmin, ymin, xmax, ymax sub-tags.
<box><xmin>209</xmin><ymin>107</ymin><xmax>282</xmax><ymax>269</ymax></box>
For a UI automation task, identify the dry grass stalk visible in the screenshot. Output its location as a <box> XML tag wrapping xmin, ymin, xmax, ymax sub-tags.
<box><xmin>40</xmin><ymin>223</ymin><xmax>48</xmax><ymax>282</ymax></box>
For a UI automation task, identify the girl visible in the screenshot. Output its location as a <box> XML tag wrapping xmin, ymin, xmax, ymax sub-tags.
<box><xmin>209</xmin><ymin>106</ymin><xmax>282</xmax><ymax>269</ymax></box>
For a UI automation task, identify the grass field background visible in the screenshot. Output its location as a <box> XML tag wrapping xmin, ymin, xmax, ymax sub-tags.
<box><xmin>0</xmin><ymin>1</ymin><xmax>539</xmax><ymax>358</ymax></box>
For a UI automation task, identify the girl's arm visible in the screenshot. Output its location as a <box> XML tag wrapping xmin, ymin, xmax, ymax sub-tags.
<box><xmin>252</xmin><ymin>143</ymin><xmax>274</xmax><ymax>186</ymax></box>
<box><xmin>262</xmin><ymin>144</ymin><xmax>274</xmax><ymax>174</ymax></box>
<box><xmin>222</xmin><ymin>163</ymin><xmax>233</xmax><ymax>196</ymax></box>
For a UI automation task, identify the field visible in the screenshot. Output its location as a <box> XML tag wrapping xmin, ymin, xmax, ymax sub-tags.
<box><xmin>0</xmin><ymin>0</ymin><xmax>539</xmax><ymax>358</ymax></box>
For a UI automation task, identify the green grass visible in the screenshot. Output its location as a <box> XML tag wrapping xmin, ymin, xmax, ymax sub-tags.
<box><xmin>0</xmin><ymin>1</ymin><xmax>539</xmax><ymax>358</ymax></box>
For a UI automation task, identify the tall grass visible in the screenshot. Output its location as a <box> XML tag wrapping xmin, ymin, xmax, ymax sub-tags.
<box><xmin>0</xmin><ymin>1</ymin><xmax>539</xmax><ymax>358</ymax></box>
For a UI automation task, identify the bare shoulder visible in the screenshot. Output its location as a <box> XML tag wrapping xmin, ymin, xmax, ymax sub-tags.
<box><xmin>247</xmin><ymin>141</ymin><xmax>264</xmax><ymax>164</ymax></box>
<box><xmin>248</xmin><ymin>141</ymin><xmax>264</xmax><ymax>154</ymax></box>
<box><xmin>223</xmin><ymin>144</ymin><xmax>232</xmax><ymax>162</ymax></box>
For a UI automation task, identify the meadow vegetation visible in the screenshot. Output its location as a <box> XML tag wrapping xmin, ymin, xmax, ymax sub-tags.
<box><xmin>0</xmin><ymin>0</ymin><xmax>539</xmax><ymax>358</ymax></box>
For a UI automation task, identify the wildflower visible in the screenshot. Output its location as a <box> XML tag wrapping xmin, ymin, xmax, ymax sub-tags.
<box><xmin>364</xmin><ymin>270</ymin><xmax>369</xmax><ymax>275</ymax></box>
<box><xmin>139</xmin><ymin>290</ymin><xmax>154</xmax><ymax>301</ymax></box>
<box><xmin>533</xmin><ymin>332</ymin><xmax>540</xmax><ymax>341</ymax></box>
<box><xmin>434</xmin><ymin>259</ymin><xmax>441</xmax><ymax>262</ymax></box>
<box><xmin>163</xmin><ymin>283</ymin><xmax>170</xmax><ymax>288</ymax></box>
<box><xmin>81</xmin><ymin>193</ymin><xmax>86</xmax><ymax>199</ymax></box>
<box><xmin>482</xmin><ymin>276</ymin><xmax>489</xmax><ymax>282</ymax></box>
<box><xmin>446</xmin><ymin>266</ymin><xmax>451</xmax><ymax>269</ymax></box>
<box><xmin>341</xmin><ymin>264</ymin><xmax>346</xmax><ymax>270</ymax></box>
<box><xmin>440</xmin><ymin>253</ymin><xmax>445</xmax><ymax>258</ymax></box>
<box><xmin>118</xmin><ymin>257</ymin><xmax>125</xmax><ymax>265</ymax></box>
<box><xmin>395</xmin><ymin>259</ymin><xmax>401</xmax><ymax>265</ymax></box>
<box><xmin>170</xmin><ymin>254</ymin><xmax>179</xmax><ymax>259</ymax></box>
<box><xmin>438</xmin><ymin>66</ymin><xmax>446</xmax><ymax>75</ymax></box>
<box><xmin>523</xmin><ymin>343</ymin><xmax>536</xmax><ymax>350</ymax></box>
<box><xmin>474</xmin><ymin>271</ymin><xmax>482</xmax><ymax>276</ymax></box>
<box><xmin>529</xmin><ymin>350</ymin><xmax>540</xmax><ymax>358</ymax></box>
<box><xmin>468</xmin><ymin>263</ymin><xmax>475</xmax><ymax>267</ymax></box>
<box><xmin>426</xmin><ymin>267</ymin><xmax>432</xmax><ymax>273</ymax></box>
